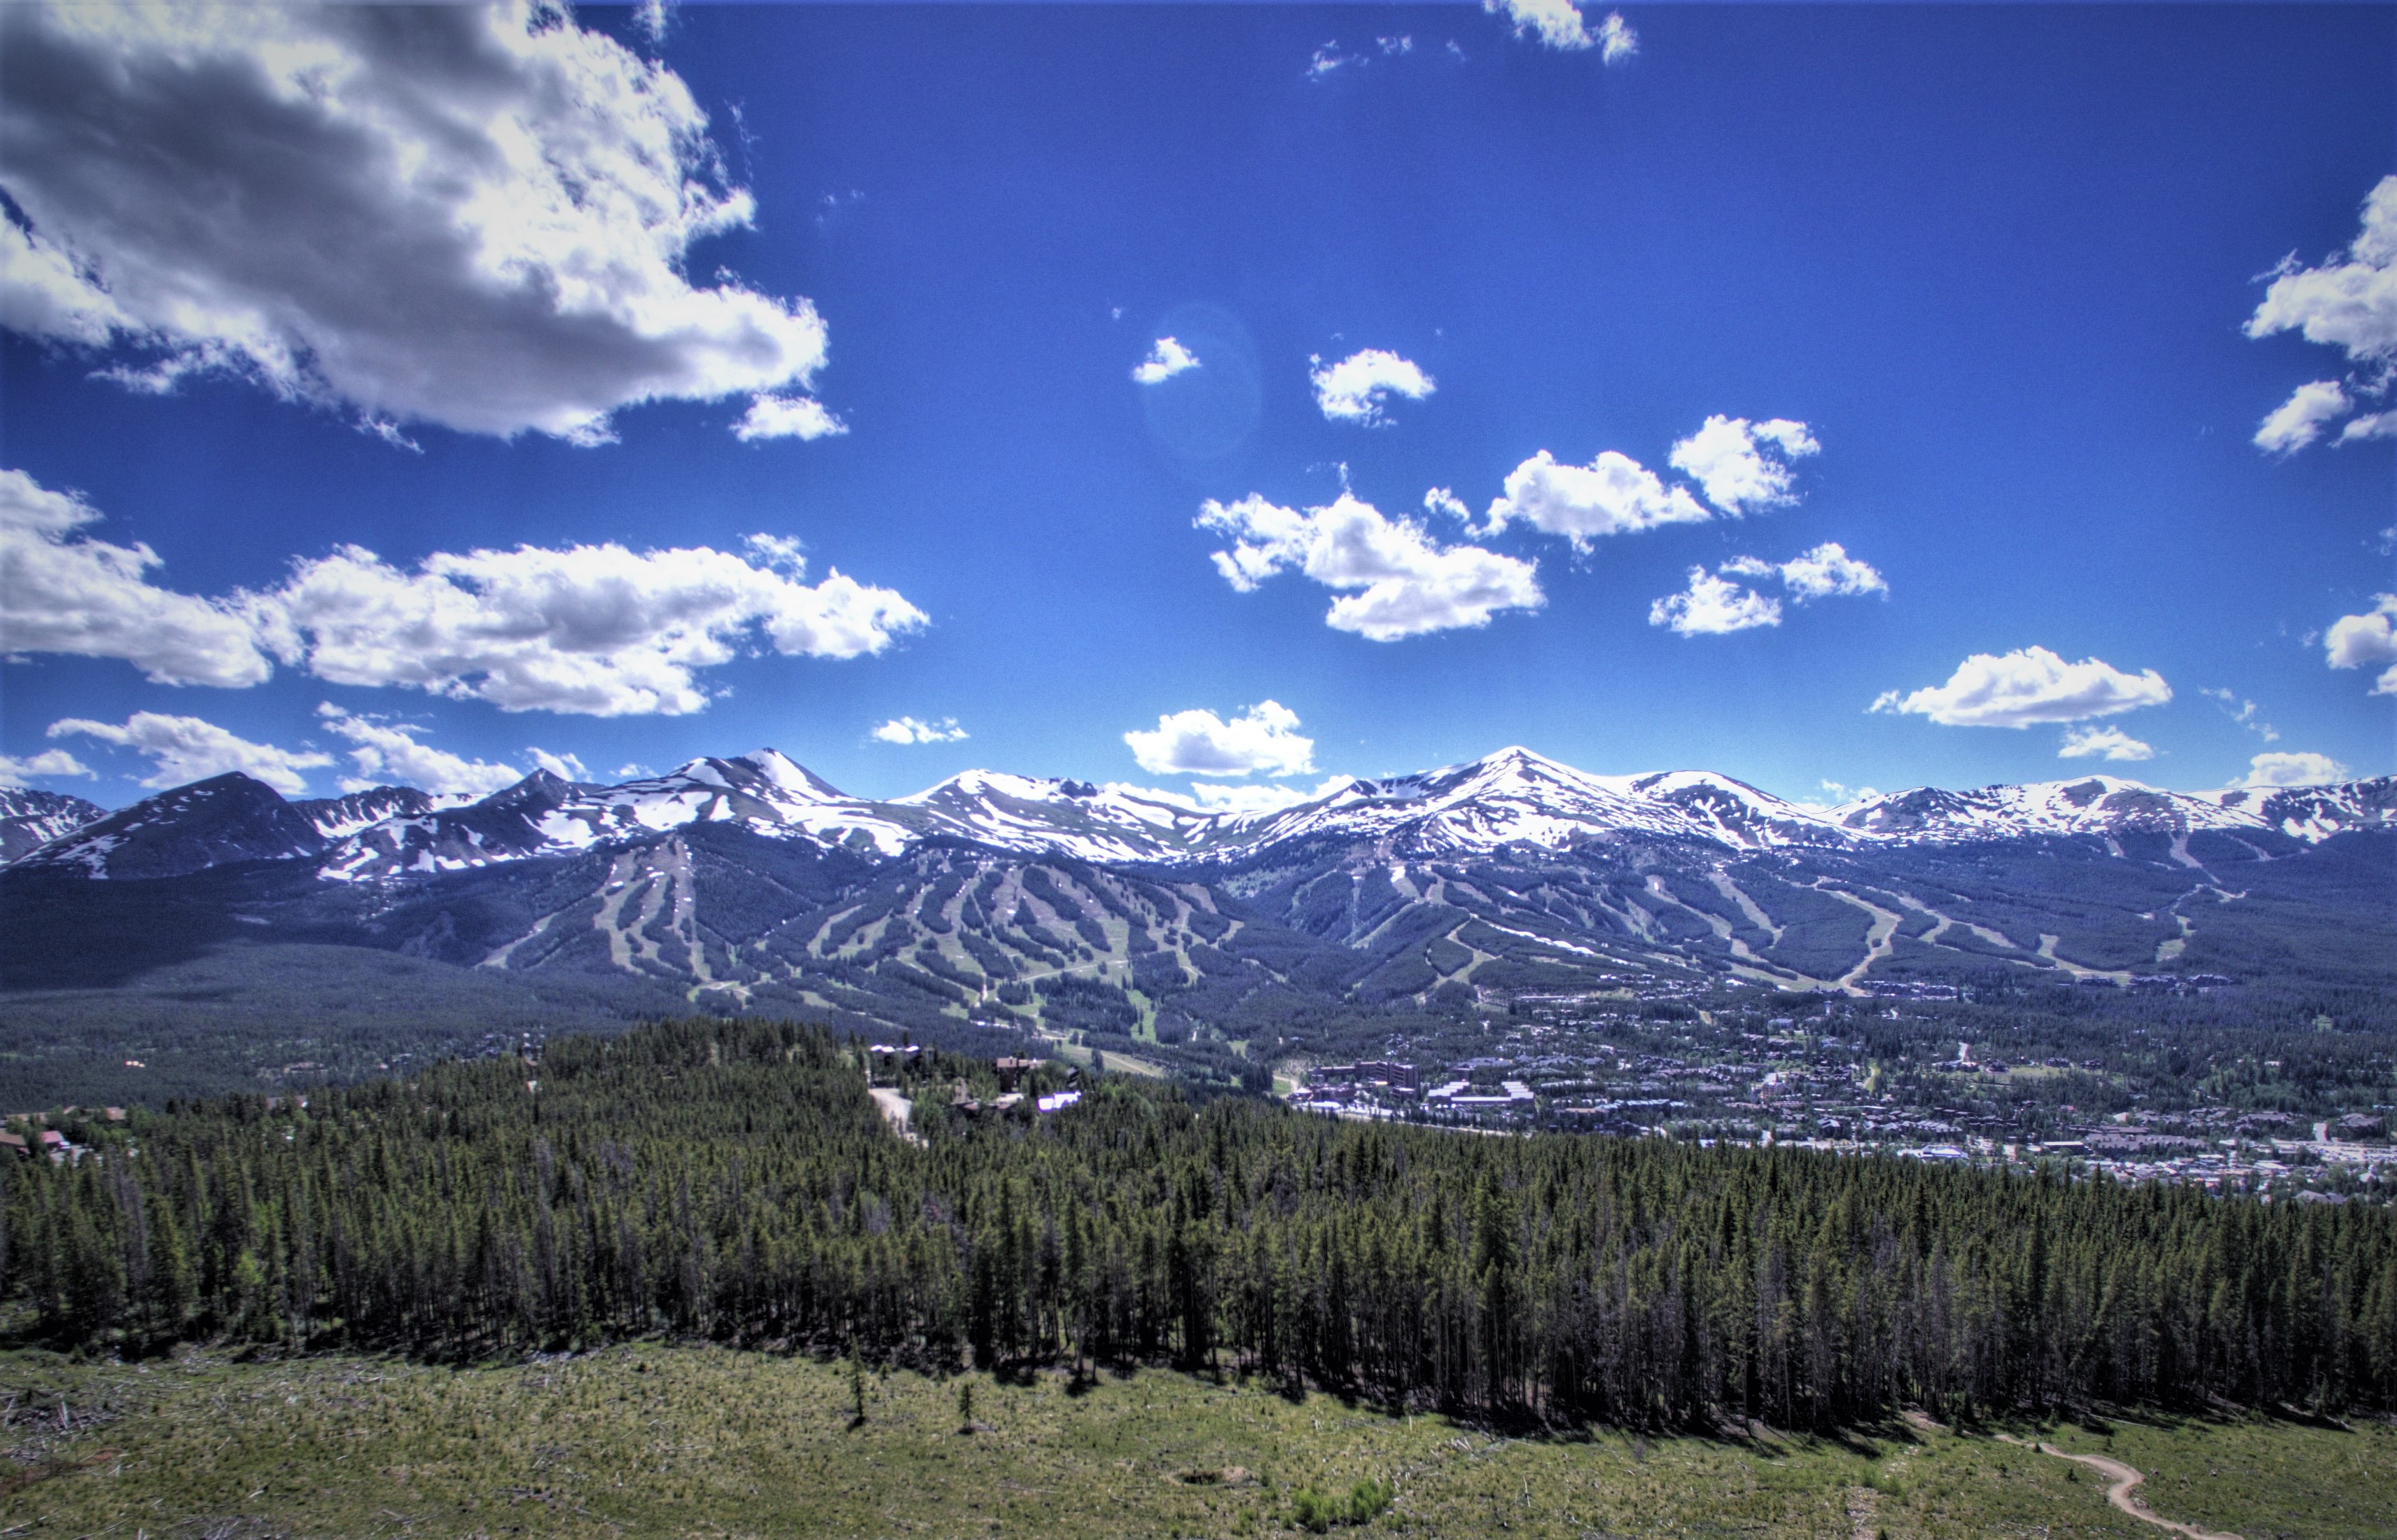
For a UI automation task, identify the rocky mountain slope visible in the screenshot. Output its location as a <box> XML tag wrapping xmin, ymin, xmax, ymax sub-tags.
<box><xmin>0</xmin><ymin>786</ymin><xmax>104</xmax><ymax>863</ymax></box>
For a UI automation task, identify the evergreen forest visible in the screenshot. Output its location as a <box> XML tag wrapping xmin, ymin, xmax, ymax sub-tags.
<box><xmin>6</xmin><ymin>1018</ymin><xmax>2392</xmax><ymax>1431</ymax></box>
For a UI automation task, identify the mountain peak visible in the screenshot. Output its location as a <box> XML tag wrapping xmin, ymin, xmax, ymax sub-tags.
<box><xmin>14</xmin><ymin>772</ymin><xmax>326</xmax><ymax>879</ymax></box>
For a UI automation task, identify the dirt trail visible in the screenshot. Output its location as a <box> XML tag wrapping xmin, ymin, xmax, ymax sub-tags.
<box><xmin>1995</xmin><ymin>1434</ymin><xmax>2243</xmax><ymax>1540</ymax></box>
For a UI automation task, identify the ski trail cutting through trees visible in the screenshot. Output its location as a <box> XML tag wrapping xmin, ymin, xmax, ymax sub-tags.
<box><xmin>1996</xmin><ymin>1434</ymin><xmax>2243</xmax><ymax>1540</ymax></box>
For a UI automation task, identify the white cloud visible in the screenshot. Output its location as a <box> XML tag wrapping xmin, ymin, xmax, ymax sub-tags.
<box><xmin>1480</xmin><ymin>450</ymin><xmax>1709</xmax><ymax>548</ymax></box>
<box><xmin>733</xmin><ymin>395</ymin><xmax>847</xmax><ymax>443</ymax></box>
<box><xmin>527</xmin><ymin>747</ymin><xmax>590</xmax><ymax>782</ymax></box>
<box><xmin>2245</xmin><ymin>176</ymin><xmax>2397</xmax><ymax>452</ymax></box>
<box><xmin>48</xmin><ymin>712</ymin><xmax>331</xmax><ymax>795</ymax></box>
<box><xmin>2247</xmin><ymin>176</ymin><xmax>2397</xmax><ymax>366</ymax></box>
<box><xmin>1594</xmin><ymin>11</ymin><xmax>1637</xmax><ymax>62</ymax></box>
<box><xmin>1132</xmin><ymin>337</ymin><xmax>1202</xmax><ymax>385</ymax></box>
<box><xmin>1422</xmin><ymin>487</ymin><xmax>1471</xmax><ymax>522</ymax></box>
<box><xmin>2058</xmin><ymin>725</ymin><xmax>2155</xmax><ymax>762</ymax></box>
<box><xmin>1310</xmin><ymin>349</ymin><xmax>1435</xmax><ymax>425</ymax></box>
<box><xmin>0</xmin><ymin>749</ymin><xmax>92</xmax><ymax>785</ymax></box>
<box><xmin>1724</xmin><ymin>541</ymin><xmax>1886</xmax><ymax>601</ymax></box>
<box><xmin>0</xmin><ymin>2</ymin><xmax>830</xmax><ymax>444</ymax></box>
<box><xmin>2254</xmin><ymin>380</ymin><xmax>2352</xmax><ymax>453</ymax></box>
<box><xmin>2</xmin><ymin>471</ymin><xmax>923</xmax><ymax>712</ymax></box>
<box><xmin>0</xmin><ymin>467</ymin><xmax>272</xmax><ymax>686</ymax></box>
<box><xmin>268</xmin><ymin>536</ymin><xmax>922</xmax><ymax>717</ymax></box>
<box><xmin>314</xmin><ymin>705</ymin><xmax>523</xmax><ymax>797</ymax></box>
<box><xmin>1667</xmin><ymin>415</ymin><xmax>1821</xmax><ymax>514</ymax></box>
<box><xmin>1648</xmin><ymin>567</ymin><xmax>1782</xmax><ymax>636</ymax></box>
<box><xmin>1197</xmin><ymin>492</ymin><xmax>1543</xmax><ymax>640</ymax></box>
<box><xmin>1873</xmin><ymin>646</ymin><xmax>2171</xmax><ymax>728</ymax></box>
<box><xmin>1116</xmin><ymin>775</ymin><xmax>1352</xmax><ymax>816</ymax></box>
<box><xmin>1483</xmin><ymin>0</ymin><xmax>1595</xmax><ymax>51</ymax></box>
<box><xmin>1307</xmin><ymin>43</ymin><xmax>1354</xmax><ymax>78</ymax></box>
<box><xmin>2239</xmin><ymin>751</ymin><xmax>2349</xmax><ymax>789</ymax></box>
<box><xmin>2325</xmin><ymin>593</ymin><xmax>2397</xmax><ymax>695</ymax></box>
<box><xmin>1774</xmin><ymin>541</ymin><xmax>1884</xmax><ymax>600</ymax></box>
<box><xmin>1124</xmin><ymin>700</ymin><xmax>1316</xmax><ymax>778</ymax></box>
<box><xmin>872</xmin><ymin>716</ymin><xmax>968</xmax><ymax>745</ymax></box>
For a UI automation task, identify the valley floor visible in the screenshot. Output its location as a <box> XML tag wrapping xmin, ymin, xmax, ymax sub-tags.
<box><xmin>0</xmin><ymin>1345</ymin><xmax>2386</xmax><ymax>1539</ymax></box>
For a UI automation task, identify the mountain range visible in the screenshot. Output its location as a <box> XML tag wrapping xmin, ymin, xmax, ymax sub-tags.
<box><xmin>5</xmin><ymin>748</ymin><xmax>2393</xmax><ymax>1075</ymax></box>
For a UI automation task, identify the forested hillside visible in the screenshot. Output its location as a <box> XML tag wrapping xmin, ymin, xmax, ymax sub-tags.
<box><xmin>8</xmin><ymin>1019</ymin><xmax>2391</xmax><ymax>1430</ymax></box>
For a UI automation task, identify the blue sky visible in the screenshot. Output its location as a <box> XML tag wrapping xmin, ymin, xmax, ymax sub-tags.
<box><xmin>1</xmin><ymin>1</ymin><xmax>2391</xmax><ymax>812</ymax></box>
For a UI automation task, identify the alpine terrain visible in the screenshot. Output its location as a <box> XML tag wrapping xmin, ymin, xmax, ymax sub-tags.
<box><xmin>5</xmin><ymin>747</ymin><xmax>2391</xmax><ymax>1086</ymax></box>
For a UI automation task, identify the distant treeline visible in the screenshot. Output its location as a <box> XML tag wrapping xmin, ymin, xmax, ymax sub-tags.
<box><xmin>6</xmin><ymin>1019</ymin><xmax>2392</xmax><ymax>1429</ymax></box>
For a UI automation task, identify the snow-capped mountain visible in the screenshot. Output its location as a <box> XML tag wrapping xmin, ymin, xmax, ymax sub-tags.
<box><xmin>7</xmin><ymin>744</ymin><xmax>2391</xmax><ymax>1035</ymax></box>
<box><xmin>317</xmin><ymin>751</ymin><xmax>887</xmax><ymax>880</ymax></box>
<box><xmin>0</xmin><ymin>786</ymin><xmax>105</xmax><ymax>864</ymax></box>
<box><xmin>1833</xmin><ymin>773</ymin><xmax>2397</xmax><ymax>847</ymax></box>
<box><xmin>890</xmin><ymin>770</ymin><xmax>1231</xmax><ymax>861</ymax></box>
<box><xmin>311</xmin><ymin>751</ymin><xmax>1232</xmax><ymax>879</ymax></box>
<box><xmin>1234</xmin><ymin>748</ymin><xmax>1848</xmax><ymax>858</ymax></box>
<box><xmin>15</xmin><ymin>749</ymin><xmax>2396</xmax><ymax>885</ymax></box>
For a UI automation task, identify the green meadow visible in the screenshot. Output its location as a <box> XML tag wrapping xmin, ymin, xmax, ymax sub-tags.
<box><xmin>1</xmin><ymin>1345</ymin><xmax>2386</xmax><ymax>1539</ymax></box>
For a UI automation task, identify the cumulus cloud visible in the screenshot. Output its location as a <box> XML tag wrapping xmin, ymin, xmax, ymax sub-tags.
<box><xmin>733</xmin><ymin>395</ymin><xmax>847</xmax><ymax>443</ymax></box>
<box><xmin>1132</xmin><ymin>336</ymin><xmax>1201</xmax><ymax>384</ymax></box>
<box><xmin>0</xmin><ymin>467</ymin><xmax>273</xmax><ymax>686</ymax></box>
<box><xmin>2058</xmin><ymin>725</ymin><xmax>2155</xmax><ymax>762</ymax></box>
<box><xmin>1123</xmin><ymin>700</ymin><xmax>1316</xmax><ymax>778</ymax></box>
<box><xmin>1872</xmin><ymin>646</ymin><xmax>2172</xmax><ymax>728</ymax></box>
<box><xmin>2253</xmin><ymin>380</ymin><xmax>2353</xmax><ymax>454</ymax></box>
<box><xmin>2245</xmin><ymin>176</ymin><xmax>2397</xmax><ymax>452</ymax></box>
<box><xmin>1667</xmin><ymin>415</ymin><xmax>1821</xmax><ymax>514</ymax></box>
<box><xmin>1198</xmin><ymin>492</ymin><xmax>1543</xmax><ymax>640</ymax></box>
<box><xmin>1480</xmin><ymin>450</ymin><xmax>1709</xmax><ymax>548</ymax></box>
<box><xmin>48</xmin><ymin>711</ymin><xmax>332</xmax><ymax>794</ymax></box>
<box><xmin>1310</xmin><ymin>349</ymin><xmax>1435</xmax><ymax>425</ymax></box>
<box><xmin>0</xmin><ymin>1</ymin><xmax>831</xmax><ymax>444</ymax></box>
<box><xmin>3</xmin><ymin>470</ymin><xmax>923</xmax><ymax>712</ymax></box>
<box><xmin>1723</xmin><ymin>541</ymin><xmax>1886</xmax><ymax>601</ymax></box>
<box><xmin>2239</xmin><ymin>751</ymin><xmax>2349</xmax><ymax>789</ymax></box>
<box><xmin>2325</xmin><ymin>593</ymin><xmax>2397</xmax><ymax>695</ymax></box>
<box><xmin>267</xmin><ymin>536</ymin><xmax>926</xmax><ymax>716</ymax></box>
<box><xmin>314</xmin><ymin>705</ymin><xmax>523</xmax><ymax>796</ymax></box>
<box><xmin>1483</xmin><ymin>0</ymin><xmax>1631</xmax><ymax>55</ymax></box>
<box><xmin>2248</xmin><ymin>176</ymin><xmax>2397</xmax><ymax>366</ymax></box>
<box><xmin>0</xmin><ymin>749</ymin><xmax>92</xmax><ymax>785</ymax></box>
<box><xmin>1648</xmin><ymin>568</ymin><xmax>1781</xmax><ymax>636</ymax></box>
<box><xmin>872</xmin><ymin>716</ymin><xmax>967</xmax><ymax>745</ymax></box>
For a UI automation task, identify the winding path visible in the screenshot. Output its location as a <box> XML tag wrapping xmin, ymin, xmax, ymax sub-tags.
<box><xmin>1995</xmin><ymin>1434</ymin><xmax>2244</xmax><ymax>1540</ymax></box>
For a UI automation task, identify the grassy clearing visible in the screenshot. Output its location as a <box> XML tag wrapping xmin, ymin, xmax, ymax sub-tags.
<box><xmin>0</xmin><ymin>1345</ymin><xmax>2387</xmax><ymax>1539</ymax></box>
